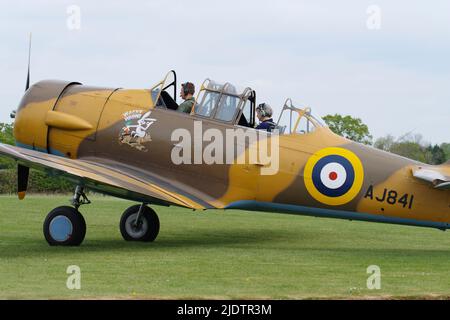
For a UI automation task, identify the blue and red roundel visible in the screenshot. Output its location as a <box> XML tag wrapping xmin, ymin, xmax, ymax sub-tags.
<box><xmin>312</xmin><ymin>155</ymin><xmax>355</xmax><ymax>197</ymax></box>
<box><xmin>304</xmin><ymin>147</ymin><xmax>364</xmax><ymax>206</ymax></box>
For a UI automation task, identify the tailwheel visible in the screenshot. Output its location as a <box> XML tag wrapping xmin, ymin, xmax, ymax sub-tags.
<box><xmin>120</xmin><ymin>204</ymin><xmax>160</xmax><ymax>242</ymax></box>
<box><xmin>43</xmin><ymin>206</ymin><xmax>86</xmax><ymax>246</ymax></box>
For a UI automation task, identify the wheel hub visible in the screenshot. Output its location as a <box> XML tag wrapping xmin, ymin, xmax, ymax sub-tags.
<box><xmin>125</xmin><ymin>213</ymin><xmax>148</xmax><ymax>238</ymax></box>
<box><xmin>49</xmin><ymin>215</ymin><xmax>73</xmax><ymax>242</ymax></box>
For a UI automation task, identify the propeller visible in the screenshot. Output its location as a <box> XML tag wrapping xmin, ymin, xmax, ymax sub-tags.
<box><xmin>25</xmin><ymin>33</ymin><xmax>32</xmax><ymax>91</ymax></box>
<box><xmin>18</xmin><ymin>164</ymin><xmax>29</xmax><ymax>200</ymax></box>
<box><xmin>18</xmin><ymin>33</ymin><xmax>32</xmax><ymax>200</ymax></box>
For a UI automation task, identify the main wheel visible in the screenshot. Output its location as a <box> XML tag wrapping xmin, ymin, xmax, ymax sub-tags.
<box><xmin>43</xmin><ymin>206</ymin><xmax>86</xmax><ymax>246</ymax></box>
<box><xmin>120</xmin><ymin>205</ymin><xmax>160</xmax><ymax>242</ymax></box>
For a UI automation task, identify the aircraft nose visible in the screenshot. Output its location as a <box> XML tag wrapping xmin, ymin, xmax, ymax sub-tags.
<box><xmin>13</xmin><ymin>80</ymin><xmax>76</xmax><ymax>151</ymax></box>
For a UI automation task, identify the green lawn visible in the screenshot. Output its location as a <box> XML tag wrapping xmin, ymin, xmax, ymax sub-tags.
<box><xmin>1</xmin><ymin>195</ymin><xmax>450</xmax><ymax>299</ymax></box>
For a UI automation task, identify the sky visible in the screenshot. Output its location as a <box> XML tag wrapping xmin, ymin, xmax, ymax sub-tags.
<box><xmin>0</xmin><ymin>0</ymin><xmax>449</xmax><ymax>144</ymax></box>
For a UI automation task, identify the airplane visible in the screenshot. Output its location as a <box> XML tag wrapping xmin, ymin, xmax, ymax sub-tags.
<box><xmin>1</xmin><ymin>65</ymin><xmax>449</xmax><ymax>246</ymax></box>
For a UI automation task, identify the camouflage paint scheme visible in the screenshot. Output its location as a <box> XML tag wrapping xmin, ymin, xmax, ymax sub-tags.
<box><xmin>1</xmin><ymin>75</ymin><xmax>449</xmax><ymax>231</ymax></box>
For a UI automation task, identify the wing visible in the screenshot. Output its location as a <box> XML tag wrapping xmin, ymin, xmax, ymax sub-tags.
<box><xmin>412</xmin><ymin>163</ymin><xmax>450</xmax><ymax>190</ymax></box>
<box><xmin>0</xmin><ymin>143</ymin><xmax>214</xmax><ymax>209</ymax></box>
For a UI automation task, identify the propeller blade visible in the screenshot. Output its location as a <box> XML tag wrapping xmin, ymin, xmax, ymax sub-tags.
<box><xmin>25</xmin><ymin>33</ymin><xmax>32</xmax><ymax>91</ymax></box>
<box><xmin>17</xmin><ymin>164</ymin><xmax>29</xmax><ymax>200</ymax></box>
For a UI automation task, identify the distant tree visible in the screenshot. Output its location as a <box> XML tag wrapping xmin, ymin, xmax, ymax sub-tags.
<box><xmin>0</xmin><ymin>123</ymin><xmax>14</xmax><ymax>145</ymax></box>
<box><xmin>374</xmin><ymin>134</ymin><xmax>395</xmax><ymax>151</ymax></box>
<box><xmin>390</xmin><ymin>141</ymin><xmax>427</xmax><ymax>163</ymax></box>
<box><xmin>322</xmin><ymin>114</ymin><xmax>373</xmax><ymax>145</ymax></box>
<box><xmin>374</xmin><ymin>133</ymin><xmax>448</xmax><ymax>165</ymax></box>
<box><xmin>0</xmin><ymin>123</ymin><xmax>15</xmax><ymax>169</ymax></box>
<box><xmin>426</xmin><ymin>145</ymin><xmax>447</xmax><ymax>165</ymax></box>
<box><xmin>441</xmin><ymin>143</ymin><xmax>450</xmax><ymax>162</ymax></box>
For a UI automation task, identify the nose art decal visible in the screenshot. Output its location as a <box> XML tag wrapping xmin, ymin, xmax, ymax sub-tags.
<box><xmin>119</xmin><ymin>110</ymin><xmax>157</xmax><ymax>152</ymax></box>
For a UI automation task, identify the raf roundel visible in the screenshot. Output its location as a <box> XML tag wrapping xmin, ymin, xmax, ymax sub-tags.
<box><xmin>304</xmin><ymin>147</ymin><xmax>364</xmax><ymax>206</ymax></box>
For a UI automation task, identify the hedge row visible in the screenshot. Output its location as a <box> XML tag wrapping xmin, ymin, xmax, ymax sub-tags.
<box><xmin>0</xmin><ymin>168</ymin><xmax>74</xmax><ymax>194</ymax></box>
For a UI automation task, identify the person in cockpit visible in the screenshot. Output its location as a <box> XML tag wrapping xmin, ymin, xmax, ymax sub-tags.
<box><xmin>177</xmin><ymin>82</ymin><xmax>196</xmax><ymax>114</ymax></box>
<box><xmin>255</xmin><ymin>103</ymin><xmax>277</xmax><ymax>132</ymax></box>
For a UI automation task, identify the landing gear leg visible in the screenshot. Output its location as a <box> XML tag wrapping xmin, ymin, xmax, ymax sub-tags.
<box><xmin>71</xmin><ymin>185</ymin><xmax>91</xmax><ymax>209</ymax></box>
<box><xmin>43</xmin><ymin>185</ymin><xmax>89</xmax><ymax>246</ymax></box>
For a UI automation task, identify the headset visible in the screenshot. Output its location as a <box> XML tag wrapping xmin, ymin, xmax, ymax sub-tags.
<box><xmin>257</xmin><ymin>103</ymin><xmax>268</xmax><ymax>117</ymax></box>
<box><xmin>182</xmin><ymin>82</ymin><xmax>194</xmax><ymax>96</ymax></box>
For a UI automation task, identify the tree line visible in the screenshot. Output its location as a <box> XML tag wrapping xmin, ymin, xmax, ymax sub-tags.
<box><xmin>323</xmin><ymin>114</ymin><xmax>449</xmax><ymax>165</ymax></box>
<box><xmin>0</xmin><ymin>118</ymin><xmax>449</xmax><ymax>194</ymax></box>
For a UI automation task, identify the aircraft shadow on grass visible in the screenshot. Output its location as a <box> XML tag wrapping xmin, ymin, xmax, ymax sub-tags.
<box><xmin>0</xmin><ymin>228</ymin><xmax>304</xmax><ymax>257</ymax></box>
<box><xmin>2</xmin><ymin>228</ymin><xmax>450</xmax><ymax>259</ymax></box>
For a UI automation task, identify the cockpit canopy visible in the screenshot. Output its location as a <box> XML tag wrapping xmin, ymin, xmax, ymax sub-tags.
<box><xmin>193</xmin><ymin>79</ymin><xmax>256</xmax><ymax>127</ymax></box>
<box><xmin>276</xmin><ymin>98</ymin><xmax>325</xmax><ymax>135</ymax></box>
<box><xmin>150</xmin><ymin>70</ymin><xmax>325</xmax><ymax>134</ymax></box>
<box><xmin>150</xmin><ymin>71</ymin><xmax>256</xmax><ymax>127</ymax></box>
<box><xmin>149</xmin><ymin>70</ymin><xmax>178</xmax><ymax>109</ymax></box>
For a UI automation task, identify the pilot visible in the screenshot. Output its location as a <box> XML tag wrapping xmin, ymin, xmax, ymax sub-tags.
<box><xmin>177</xmin><ymin>82</ymin><xmax>196</xmax><ymax>113</ymax></box>
<box><xmin>255</xmin><ymin>103</ymin><xmax>276</xmax><ymax>132</ymax></box>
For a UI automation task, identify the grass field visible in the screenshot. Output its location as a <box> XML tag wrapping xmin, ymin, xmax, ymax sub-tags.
<box><xmin>1</xmin><ymin>195</ymin><xmax>450</xmax><ymax>299</ymax></box>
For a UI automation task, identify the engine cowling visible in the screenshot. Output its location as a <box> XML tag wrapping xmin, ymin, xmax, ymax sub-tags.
<box><xmin>14</xmin><ymin>80</ymin><xmax>116</xmax><ymax>158</ymax></box>
<box><xmin>14</xmin><ymin>80</ymin><xmax>80</xmax><ymax>153</ymax></box>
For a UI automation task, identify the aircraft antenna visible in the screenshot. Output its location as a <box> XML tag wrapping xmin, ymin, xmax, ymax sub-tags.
<box><xmin>396</xmin><ymin>128</ymin><xmax>417</xmax><ymax>143</ymax></box>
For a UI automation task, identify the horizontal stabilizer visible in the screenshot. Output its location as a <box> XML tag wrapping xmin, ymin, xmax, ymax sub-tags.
<box><xmin>412</xmin><ymin>165</ymin><xmax>450</xmax><ymax>190</ymax></box>
<box><xmin>435</xmin><ymin>182</ymin><xmax>450</xmax><ymax>190</ymax></box>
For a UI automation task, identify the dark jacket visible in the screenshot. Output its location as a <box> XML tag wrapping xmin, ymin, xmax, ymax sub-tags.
<box><xmin>255</xmin><ymin>118</ymin><xmax>276</xmax><ymax>132</ymax></box>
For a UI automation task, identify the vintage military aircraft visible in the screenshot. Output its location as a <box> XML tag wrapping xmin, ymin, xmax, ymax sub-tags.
<box><xmin>1</xmin><ymin>67</ymin><xmax>449</xmax><ymax>246</ymax></box>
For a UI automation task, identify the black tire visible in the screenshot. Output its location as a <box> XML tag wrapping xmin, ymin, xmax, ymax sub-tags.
<box><xmin>43</xmin><ymin>206</ymin><xmax>86</xmax><ymax>246</ymax></box>
<box><xmin>120</xmin><ymin>205</ymin><xmax>160</xmax><ymax>242</ymax></box>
